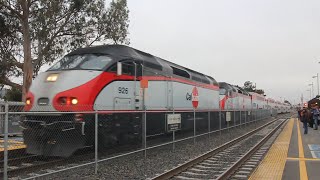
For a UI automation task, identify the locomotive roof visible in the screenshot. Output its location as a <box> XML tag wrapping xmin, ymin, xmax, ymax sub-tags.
<box><xmin>68</xmin><ymin>45</ymin><xmax>158</xmax><ymax>63</ymax></box>
<box><xmin>219</xmin><ymin>82</ymin><xmax>234</xmax><ymax>90</ymax></box>
<box><xmin>68</xmin><ymin>45</ymin><xmax>218</xmax><ymax>85</ymax></box>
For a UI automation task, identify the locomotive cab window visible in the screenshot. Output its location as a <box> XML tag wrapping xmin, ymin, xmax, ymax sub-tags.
<box><xmin>122</xmin><ymin>62</ymin><xmax>135</xmax><ymax>75</ymax></box>
<box><xmin>108</xmin><ymin>61</ymin><xmax>141</xmax><ymax>76</ymax></box>
<box><xmin>48</xmin><ymin>54</ymin><xmax>112</xmax><ymax>71</ymax></box>
<box><xmin>109</xmin><ymin>64</ymin><xmax>117</xmax><ymax>73</ymax></box>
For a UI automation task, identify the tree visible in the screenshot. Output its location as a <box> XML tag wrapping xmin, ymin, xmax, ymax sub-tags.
<box><xmin>0</xmin><ymin>0</ymin><xmax>130</xmax><ymax>101</ymax></box>
<box><xmin>243</xmin><ymin>81</ymin><xmax>265</xmax><ymax>95</ymax></box>
<box><xmin>243</xmin><ymin>81</ymin><xmax>256</xmax><ymax>92</ymax></box>
<box><xmin>3</xmin><ymin>87</ymin><xmax>22</xmax><ymax>101</ymax></box>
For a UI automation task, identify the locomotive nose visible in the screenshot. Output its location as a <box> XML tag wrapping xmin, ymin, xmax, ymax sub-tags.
<box><xmin>27</xmin><ymin>70</ymin><xmax>102</xmax><ymax>111</ymax></box>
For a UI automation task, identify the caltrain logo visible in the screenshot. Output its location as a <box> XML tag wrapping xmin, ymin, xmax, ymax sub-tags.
<box><xmin>186</xmin><ymin>87</ymin><xmax>199</xmax><ymax>108</ymax></box>
<box><xmin>192</xmin><ymin>87</ymin><xmax>199</xmax><ymax>108</ymax></box>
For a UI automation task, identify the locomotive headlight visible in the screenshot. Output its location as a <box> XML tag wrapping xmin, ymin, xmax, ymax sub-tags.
<box><xmin>46</xmin><ymin>74</ymin><xmax>59</xmax><ymax>82</ymax></box>
<box><xmin>58</xmin><ymin>97</ymin><xmax>78</xmax><ymax>105</ymax></box>
<box><xmin>71</xmin><ymin>98</ymin><xmax>78</xmax><ymax>105</ymax></box>
<box><xmin>26</xmin><ymin>98</ymin><xmax>31</xmax><ymax>105</ymax></box>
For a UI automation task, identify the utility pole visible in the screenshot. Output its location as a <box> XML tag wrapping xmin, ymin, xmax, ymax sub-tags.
<box><xmin>307</xmin><ymin>89</ymin><xmax>311</xmax><ymax>100</ymax></box>
<box><xmin>309</xmin><ymin>83</ymin><xmax>314</xmax><ymax>98</ymax></box>
<box><xmin>313</xmin><ymin>73</ymin><xmax>319</xmax><ymax>96</ymax></box>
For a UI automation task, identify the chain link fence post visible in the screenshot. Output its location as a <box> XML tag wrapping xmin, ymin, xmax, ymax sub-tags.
<box><xmin>4</xmin><ymin>103</ymin><xmax>8</xmax><ymax>180</ymax></box>
<box><xmin>95</xmin><ymin>111</ymin><xmax>98</xmax><ymax>174</ymax></box>
<box><xmin>233</xmin><ymin>110</ymin><xmax>236</xmax><ymax>128</ymax></box>
<box><xmin>254</xmin><ymin>110</ymin><xmax>257</xmax><ymax>126</ymax></box>
<box><xmin>259</xmin><ymin>109</ymin><xmax>261</xmax><ymax>120</ymax></box>
<box><xmin>245</xmin><ymin>110</ymin><xmax>247</xmax><ymax>128</ymax></box>
<box><xmin>143</xmin><ymin>110</ymin><xmax>147</xmax><ymax>158</ymax></box>
<box><xmin>193</xmin><ymin>109</ymin><xmax>196</xmax><ymax>145</ymax></box>
<box><xmin>240</xmin><ymin>110</ymin><xmax>242</xmax><ymax>128</ymax></box>
<box><xmin>219</xmin><ymin>110</ymin><xmax>222</xmax><ymax>136</ymax></box>
<box><xmin>172</xmin><ymin>109</ymin><xmax>175</xmax><ymax>152</ymax></box>
<box><xmin>208</xmin><ymin>111</ymin><xmax>210</xmax><ymax>139</ymax></box>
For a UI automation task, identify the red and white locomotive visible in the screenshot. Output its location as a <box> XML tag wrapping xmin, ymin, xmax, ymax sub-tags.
<box><xmin>23</xmin><ymin>45</ymin><xmax>221</xmax><ymax>156</ymax></box>
<box><xmin>22</xmin><ymin>45</ymin><xmax>290</xmax><ymax>157</ymax></box>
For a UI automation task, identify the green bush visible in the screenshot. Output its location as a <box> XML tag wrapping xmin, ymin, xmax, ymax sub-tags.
<box><xmin>4</xmin><ymin>87</ymin><xmax>22</xmax><ymax>102</ymax></box>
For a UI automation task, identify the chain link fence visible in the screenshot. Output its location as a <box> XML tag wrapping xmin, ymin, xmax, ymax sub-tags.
<box><xmin>0</xmin><ymin>100</ymin><xmax>275</xmax><ymax>180</ymax></box>
<box><xmin>0</xmin><ymin>66</ymin><xmax>279</xmax><ymax>179</ymax></box>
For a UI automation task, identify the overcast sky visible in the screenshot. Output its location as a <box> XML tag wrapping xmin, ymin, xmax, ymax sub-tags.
<box><xmin>123</xmin><ymin>0</ymin><xmax>320</xmax><ymax>104</ymax></box>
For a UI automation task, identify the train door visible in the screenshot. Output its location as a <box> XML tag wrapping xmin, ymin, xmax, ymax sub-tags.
<box><xmin>113</xmin><ymin>60</ymin><xmax>140</xmax><ymax>110</ymax></box>
<box><xmin>134</xmin><ymin>61</ymin><xmax>143</xmax><ymax>110</ymax></box>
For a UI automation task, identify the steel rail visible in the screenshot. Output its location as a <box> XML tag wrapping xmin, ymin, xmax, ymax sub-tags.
<box><xmin>0</xmin><ymin>154</ymin><xmax>37</xmax><ymax>168</ymax></box>
<box><xmin>216</xmin><ymin>118</ymin><xmax>287</xmax><ymax>179</ymax></box>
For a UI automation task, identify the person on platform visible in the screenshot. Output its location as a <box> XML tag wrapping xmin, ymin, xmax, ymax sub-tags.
<box><xmin>301</xmin><ymin>107</ymin><xmax>310</xmax><ymax>134</ymax></box>
<box><xmin>297</xmin><ymin>107</ymin><xmax>302</xmax><ymax>120</ymax></box>
<box><xmin>311</xmin><ymin>104</ymin><xmax>319</xmax><ymax>130</ymax></box>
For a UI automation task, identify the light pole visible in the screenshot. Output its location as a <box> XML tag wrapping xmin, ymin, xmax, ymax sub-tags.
<box><xmin>313</xmin><ymin>73</ymin><xmax>319</xmax><ymax>96</ymax></box>
<box><xmin>309</xmin><ymin>83</ymin><xmax>314</xmax><ymax>98</ymax></box>
<box><xmin>307</xmin><ymin>89</ymin><xmax>311</xmax><ymax>100</ymax></box>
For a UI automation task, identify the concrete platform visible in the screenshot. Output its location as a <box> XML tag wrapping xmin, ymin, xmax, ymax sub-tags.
<box><xmin>250</xmin><ymin>117</ymin><xmax>320</xmax><ymax>180</ymax></box>
<box><xmin>0</xmin><ymin>136</ymin><xmax>25</xmax><ymax>151</ymax></box>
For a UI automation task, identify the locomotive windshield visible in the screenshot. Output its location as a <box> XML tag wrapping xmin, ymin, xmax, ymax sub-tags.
<box><xmin>48</xmin><ymin>54</ymin><xmax>112</xmax><ymax>71</ymax></box>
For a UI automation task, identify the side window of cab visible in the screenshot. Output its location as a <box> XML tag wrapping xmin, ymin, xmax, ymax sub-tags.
<box><xmin>107</xmin><ymin>60</ymin><xmax>141</xmax><ymax>76</ymax></box>
<box><xmin>108</xmin><ymin>64</ymin><xmax>117</xmax><ymax>73</ymax></box>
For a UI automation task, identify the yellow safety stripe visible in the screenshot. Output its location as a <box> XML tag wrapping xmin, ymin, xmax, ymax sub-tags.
<box><xmin>249</xmin><ymin>118</ymin><xmax>294</xmax><ymax>179</ymax></box>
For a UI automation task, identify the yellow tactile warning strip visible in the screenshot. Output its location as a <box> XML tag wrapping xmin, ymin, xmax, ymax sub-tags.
<box><xmin>0</xmin><ymin>139</ymin><xmax>26</xmax><ymax>151</ymax></box>
<box><xmin>296</xmin><ymin>118</ymin><xmax>308</xmax><ymax>180</ymax></box>
<box><xmin>249</xmin><ymin>118</ymin><xmax>294</xmax><ymax>180</ymax></box>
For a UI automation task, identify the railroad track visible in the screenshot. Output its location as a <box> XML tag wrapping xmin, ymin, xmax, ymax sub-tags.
<box><xmin>0</xmin><ymin>146</ymin><xmax>99</xmax><ymax>178</ymax></box>
<box><xmin>0</xmin><ymin>148</ymin><xmax>26</xmax><ymax>160</ymax></box>
<box><xmin>1</xmin><ymin>154</ymin><xmax>67</xmax><ymax>177</ymax></box>
<box><xmin>2</xmin><ymin>143</ymin><xmax>141</xmax><ymax>179</ymax></box>
<box><xmin>151</xmin><ymin>117</ymin><xmax>288</xmax><ymax>180</ymax></box>
<box><xmin>0</xmin><ymin>154</ymin><xmax>39</xmax><ymax>169</ymax></box>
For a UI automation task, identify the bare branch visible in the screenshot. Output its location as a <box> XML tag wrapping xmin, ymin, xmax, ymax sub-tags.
<box><xmin>11</xmin><ymin>59</ymin><xmax>23</xmax><ymax>69</ymax></box>
<box><xmin>88</xmin><ymin>33</ymin><xmax>103</xmax><ymax>46</ymax></box>
<box><xmin>0</xmin><ymin>76</ymin><xmax>22</xmax><ymax>90</ymax></box>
